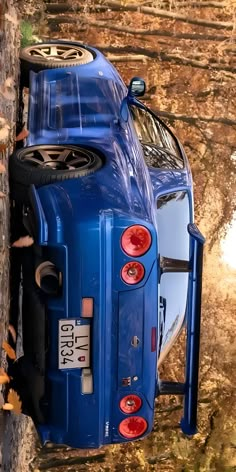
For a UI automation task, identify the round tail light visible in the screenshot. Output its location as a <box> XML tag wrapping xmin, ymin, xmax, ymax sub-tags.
<box><xmin>119</xmin><ymin>416</ymin><xmax>148</xmax><ymax>439</ymax></box>
<box><xmin>120</xmin><ymin>395</ymin><xmax>142</xmax><ymax>414</ymax></box>
<box><xmin>121</xmin><ymin>225</ymin><xmax>151</xmax><ymax>257</ymax></box>
<box><xmin>121</xmin><ymin>261</ymin><xmax>145</xmax><ymax>284</ymax></box>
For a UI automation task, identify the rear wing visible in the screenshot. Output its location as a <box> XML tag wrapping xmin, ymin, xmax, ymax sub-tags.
<box><xmin>157</xmin><ymin>223</ymin><xmax>205</xmax><ymax>435</ymax></box>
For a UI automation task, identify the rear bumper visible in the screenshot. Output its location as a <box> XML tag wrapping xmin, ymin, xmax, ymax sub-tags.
<box><xmin>29</xmin><ymin>186</ymin><xmax>158</xmax><ymax>448</ymax></box>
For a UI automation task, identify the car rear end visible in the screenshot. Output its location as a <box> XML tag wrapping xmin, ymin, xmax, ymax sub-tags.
<box><xmin>29</xmin><ymin>181</ymin><xmax>159</xmax><ymax>448</ymax></box>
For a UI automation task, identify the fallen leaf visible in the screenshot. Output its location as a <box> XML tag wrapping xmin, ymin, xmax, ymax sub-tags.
<box><xmin>0</xmin><ymin>124</ymin><xmax>10</xmax><ymax>141</ymax></box>
<box><xmin>0</xmin><ymin>143</ymin><xmax>7</xmax><ymax>152</ymax></box>
<box><xmin>7</xmin><ymin>389</ymin><xmax>22</xmax><ymax>415</ymax></box>
<box><xmin>12</xmin><ymin>236</ymin><xmax>34</xmax><ymax>248</ymax></box>
<box><xmin>2</xmin><ymin>341</ymin><xmax>16</xmax><ymax>360</ymax></box>
<box><xmin>0</xmin><ymin>367</ymin><xmax>10</xmax><ymax>384</ymax></box>
<box><xmin>0</xmin><ymin>163</ymin><xmax>6</xmax><ymax>173</ymax></box>
<box><xmin>15</xmin><ymin>128</ymin><xmax>29</xmax><ymax>141</ymax></box>
<box><xmin>8</xmin><ymin>324</ymin><xmax>17</xmax><ymax>344</ymax></box>
<box><xmin>2</xmin><ymin>402</ymin><xmax>14</xmax><ymax>411</ymax></box>
<box><xmin>0</xmin><ymin>392</ymin><xmax>4</xmax><ymax>409</ymax></box>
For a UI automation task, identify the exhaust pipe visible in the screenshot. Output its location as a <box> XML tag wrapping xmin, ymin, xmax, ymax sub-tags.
<box><xmin>35</xmin><ymin>261</ymin><xmax>62</xmax><ymax>296</ymax></box>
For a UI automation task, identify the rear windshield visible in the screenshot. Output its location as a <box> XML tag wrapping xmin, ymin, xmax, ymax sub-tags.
<box><xmin>157</xmin><ymin>191</ymin><xmax>190</xmax><ymax>347</ymax></box>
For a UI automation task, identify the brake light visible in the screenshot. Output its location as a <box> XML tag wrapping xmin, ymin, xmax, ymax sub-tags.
<box><xmin>121</xmin><ymin>225</ymin><xmax>151</xmax><ymax>257</ymax></box>
<box><xmin>120</xmin><ymin>395</ymin><xmax>142</xmax><ymax>414</ymax></box>
<box><xmin>119</xmin><ymin>416</ymin><xmax>148</xmax><ymax>438</ymax></box>
<box><xmin>121</xmin><ymin>261</ymin><xmax>145</xmax><ymax>284</ymax></box>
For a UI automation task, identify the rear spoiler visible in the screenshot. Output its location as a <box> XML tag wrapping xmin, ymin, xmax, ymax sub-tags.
<box><xmin>157</xmin><ymin>223</ymin><xmax>205</xmax><ymax>435</ymax></box>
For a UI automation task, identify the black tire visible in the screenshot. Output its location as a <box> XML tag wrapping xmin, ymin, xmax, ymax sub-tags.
<box><xmin>9</xmin><ymin>144</ymin><xmax>103</xmax><ymax>187</ymax></box>
<box><xmin>20</xmin><ymin>41</ymin><xmax>94</xmax><ymax>87</ymax></box>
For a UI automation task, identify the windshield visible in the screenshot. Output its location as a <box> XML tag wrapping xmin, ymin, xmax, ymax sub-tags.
<box><xmin>157</xmin><ymin>191</ymin><xmax>190</xmax><ymax>356</ymax></box>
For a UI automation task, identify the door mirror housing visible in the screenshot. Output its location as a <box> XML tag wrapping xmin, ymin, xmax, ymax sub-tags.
<box><xmin>128</xmin><ymin>77</ymin><xmax>146</xmax><ymax>97</ymax></box>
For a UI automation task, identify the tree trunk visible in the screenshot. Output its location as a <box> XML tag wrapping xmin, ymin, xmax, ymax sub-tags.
<box><xmin>104</xmin><ymin>46</ymin><xmax>236</xmax><ymax>73</ymax></box>
<box><xmin>45</xmin><ymin>2</ymin><xmax>234</xmax><ymax>30</ymax></box>
<box><xmin>153</xmin><ymin>110</ymin><xmax>236</xmax><ymax>127</ymax></box>
<box><xmin>73</xmin><ymin>18</ymin><xmax>233</xmax><ymax>43</ymax></box>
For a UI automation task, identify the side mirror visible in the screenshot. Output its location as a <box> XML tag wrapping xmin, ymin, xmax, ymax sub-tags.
<box><xmin>128</xmin><ymin>77</ymin><xmax>146</xmax><ymax>97</ymax></box>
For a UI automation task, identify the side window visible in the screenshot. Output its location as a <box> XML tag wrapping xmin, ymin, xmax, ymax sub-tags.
<box><xmin>129</xmin><ymin>104</ymin><xmax>184</xmax><ymax>169</ymax></box>
<box><xmin>156</xmin><ymin>191</ymin><xmax>190</xmax><ymax>259</ymax></box>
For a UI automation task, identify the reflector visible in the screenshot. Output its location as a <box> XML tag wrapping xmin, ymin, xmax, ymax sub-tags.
<box><xmin>120</xmin><ymin>395</ymin><xmax>142</xmax><ymax>414</ymax></box>
<box><xmin>81</xmin><ymin>298</ymin><xmax>94</xmax><ymax>318</ymax></box>
<box><xmin>121</xmin><ymin>261</ymin><xmax>145</xmax><ymax>284</ymax></box>
<box><xmin>121</xmin><ymin>225</ymin><xmax>151</xmax><ymax>257</ymax></box>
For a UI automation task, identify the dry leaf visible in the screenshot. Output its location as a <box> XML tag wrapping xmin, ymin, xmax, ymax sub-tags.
<box><xmin>0</xmin><ymin>143</ymin><xmax>7</xmax><ymax>152</ymax></box>
<box><xmin>0</xmin><ymin>367</ymin><xmax>10</xmax><ymax>384</ymax></box>
<box><xmin>2</xmin><ymin>341</ymin><xmax>16</xmax><ymax>360</ymax></box>
<box><xmin>0</xmin><ymin>192</ymin><xmax>6</xmax><ymax>198</ymax></box>
<box><xmin>2</xmin><ymin>402</ymin><xmax>14</xmax><ymax>411</ymax></box>
<box><xmin>7</xmin><ymin>389</ymin><xmax>22</xmax><ymax>415</ymax></box>
<box><xmin>15</xmin><ymin>128</ymin><xmax>29</xmax><ymax>141</ymax></box>
<box><xmin>12</xmin><ymin>236</ymin><xmax>34</xmax><ymax>248</ymax></box>
<box><xmin>0</xmin><ymin>128</ymin><xmax>10</xmax><ymax>141</ymax></box>
<box><xmin>8</xmin><ymin>324</ymin><xmax>17</xmax><ymax>344</ymax></box>
<box><xmin>0</xmin><ymin>163</ymin><xmax>6</xmax><ymax>173</ymax></box>
<box><xmin>0</xmin><ymin>392</ymin><xmax>4</xmax><ymax>409</ymax></box>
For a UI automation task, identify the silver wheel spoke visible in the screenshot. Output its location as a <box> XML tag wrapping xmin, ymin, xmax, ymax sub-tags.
<box><xmin>50</xmin><ymin>46</ymin><xmax>58</xmax><ymax>57</ymax></box>
<box><xmin>32</xmin><ymin>48</ymin><xmax>48</xmax><ymax>58</ymax></box>
<box><xmin>62</xmin><ymin>48</ymin><xmax>78</xmax><ymax>59</ymax></box>
<box><xmin>38</xmin><ymin>150</ymin><xmax>53</xmax><ymax>162</ymax></box>
<box><xmin>24</xmin><ymin>156</ymin><xmax>43</xmax><ymax>165</ymax></box>
<box><xmin>67</xmin><ymin>157</ymin><xmax>89</xmax><ymax>167</ymax></box>
<box><xmin>57</xmin><ymin>149</ymin><xmax>72</xmax><ymax>162</ymax></box>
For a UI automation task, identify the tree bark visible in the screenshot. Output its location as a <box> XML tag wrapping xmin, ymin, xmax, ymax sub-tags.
<box><xmin>152</xmin><ymin>110</ymin><xmax>236</xmax><ymax>127</ymax></box>
<box><xmin>45</xmin><ymin>2</ymin><xmax>234</xmax><ymax>30</ymax></box>
<box><xmin>170</xmin><ymin>1</ymin><xmax>226</xmax><ymax>6</ymax></box>
<box><xmin>103</xmin><ymin>46</ymin><xmax>236</xmax><ymax>73</ymax></box>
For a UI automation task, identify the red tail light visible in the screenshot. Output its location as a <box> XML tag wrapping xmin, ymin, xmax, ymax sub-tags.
<box><xmin>120</xmin><ymin>395</ymin><xmax>142</xmax><ymax>414</ymax></box>
<box><xmin>121</xmin><ymin>261</ymin><xmax>145</xmax><ymax>284</ymax></box>
<box><xmin>121</xmin><ymin>225</ymin><xmax>151</xmax><ymax>257</ymax></box>
<box><xmin>119</xmin><ymin>416</ymin><xmax>148</xmax><ymax>439</ymax></box>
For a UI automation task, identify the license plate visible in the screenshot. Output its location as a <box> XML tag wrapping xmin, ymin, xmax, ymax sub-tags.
<box><xmin>58</xmin><ymin>320</ymin><xmax>90</xmax><ymax>369</ymax></box>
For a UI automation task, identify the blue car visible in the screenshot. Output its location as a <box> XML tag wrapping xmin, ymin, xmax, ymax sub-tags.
<box><xmin>9</xmin><ymin>41</ymin><xmax>205</xmax><ymax>448</ymax></box>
